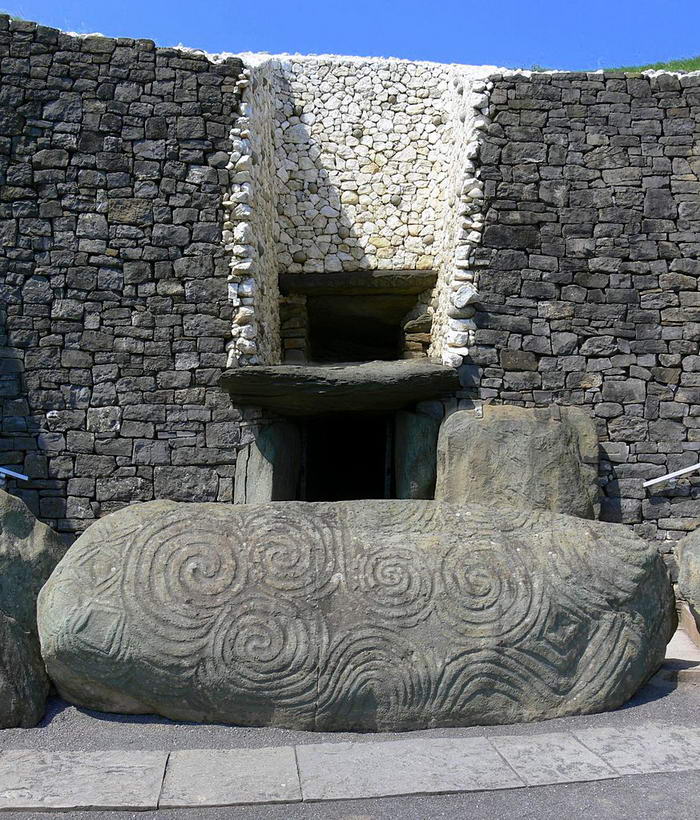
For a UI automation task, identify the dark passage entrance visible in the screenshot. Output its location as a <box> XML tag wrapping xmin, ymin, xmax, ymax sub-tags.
<box><xmin>306</xmin><ymin>294</ymin><xmax>417</xmax><ymax>362</ymax></box>
<box><xmin>303</xmin><ymin>413</ymin><xmax>392</xmax><ymax>501</ymax></box>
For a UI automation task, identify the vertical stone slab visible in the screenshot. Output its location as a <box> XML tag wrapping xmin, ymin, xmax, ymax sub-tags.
<box><xmin>435</xmin><ymin>405</ymin><xmax>599</xmax><ymax>518</ymax></box>
<box><xmin>394</xmin><ymin>410</ymin><xmax>440</xmax><ymax>499</ymax></box>
<box><xmin>234</xmin><ymin>421</ymin><xmax>302</xmax><ymax>503</ymax></box>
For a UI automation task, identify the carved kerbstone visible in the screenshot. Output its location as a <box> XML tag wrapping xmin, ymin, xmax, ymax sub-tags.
<box><xmin>436</xmin><ymin>405</ymin><xmax>599</xmax><ymax>519</ymax></box>
<box><xmin>38</xmin><ymin>500</ymin><xmax>674</xmax><ymax>732</ymax></box>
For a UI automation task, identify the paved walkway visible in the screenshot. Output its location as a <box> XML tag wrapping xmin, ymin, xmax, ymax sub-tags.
<box><xmin>1</xmin><ymin>721</ymin><xmax>699</xmax><ymax>811</ymax></box>
<box><xmin>0</xmin><ymin>630</ymin><xmax>698</xmax><ymax>814</ymax></box>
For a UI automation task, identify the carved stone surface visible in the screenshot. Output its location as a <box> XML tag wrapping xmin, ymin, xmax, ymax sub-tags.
<box><xmin>435</xmin><ymin>405</ymin><xmax>599</xmax><ymax>519</ymax></box>
<box><xmin>219</xmin><ymin>359</ymin><xmax>461</xmax><ymax>415</ymax></box>
<box><xmin>38</xmin><ymin>499</ymin><xmax>674</xmax><ymax>732</ymax></box>
<box><xmin>0</xmin><ymin>490</ymin><xmax>65</xmax><ymax>728</ymax></box>
<box><xmin>677</xmin><ymin>528</ymin><xmax>700</xmax><ymax>632</ymax></box>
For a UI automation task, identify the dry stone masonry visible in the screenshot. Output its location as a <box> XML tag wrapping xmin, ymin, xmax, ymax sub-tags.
<box><xmin>470</xmin><ymin>71</ymin><xmax>700</xmax><ymax>567</ymax></box>
<box><xmin>1</xmin><ymin>15</ymin><xmax>699</xmax><ymax>572</ymax></box>
<box><xmin>0</xmin><ymin>17</ymin><xmax>246</xmax><ymax>537</ymax></box>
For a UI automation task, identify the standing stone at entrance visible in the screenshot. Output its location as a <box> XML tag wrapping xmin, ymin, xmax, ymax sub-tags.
<box><xmin>38</xmin><ymin>499</ymin><xmax>673</xmax><ymax>732</ymax></box>
<box><xmin>0</xmin><ymin>490</ymin><xmax>65</xmax><ymax>727</ymax></box>
<box><xmin>234</xmin><ymin>422</ymin><xmax>302</xmax><ymax>504</ymax></box>
<box><xmin>435</xmin><ymin>405</ymin><xmax>599</xmax><ymax>519</ymax></box>
<box><xmin>677</xmin><ymin>528</ymin><xmax>700</xmax><ymax>633</ymax></box>
<box><xmin>394</xmin><ymin>410</ymin><xmax>440</xmax><ymax>499</ymax></box>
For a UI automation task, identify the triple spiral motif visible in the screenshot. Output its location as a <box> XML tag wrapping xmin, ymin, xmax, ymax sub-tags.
<box><xmin>40</xmin><ymin>499</ymin><xmax>662</xmax><ymax>730</ymax></box>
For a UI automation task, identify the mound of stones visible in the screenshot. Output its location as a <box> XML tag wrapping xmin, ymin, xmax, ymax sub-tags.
<box><xmin>0</xmin><ymin>490</ymin><xmax>65</xmax><ymax>728</ymax></box>
<box><xmin>38</xmin><ymin>499</ymin><xmax>674</xmax><ymax>732</ymax></box>
<box><xmin>677</xmin><ymin>528</ymin><xmax>700</xmax><ymax>633</ymax></box>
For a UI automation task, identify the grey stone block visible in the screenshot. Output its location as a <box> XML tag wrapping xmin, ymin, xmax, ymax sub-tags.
<box><xmin>38</xmin><ymin>499</ymin><xmax>675</xmax><ymax>731</ymax></box>
<box><xmin>0</xmin><ymin>490</ymin><xmax>65</xmax><ymax>728</ymax></box>
<box><xmin>160</xmin><ymin>747</ymin><xmax>302</xmax><ymax>807</ymax></box>
<box><xmin>491</xmin><ymin>732</ymin><xmax>617</xmax><ymax>785</ymax></box>
<box><xmin>435</xmin><ymin>405</ymin><xmax>599</xmax><ymax>519</ymax></box>
<box><xmin>296</xmin><ymin>737</ymin><xmax>524</xmax><ymax>801</ymax></box>
<box><xmin>677</xmin><ymin>529</ymin><xmax>700</xmax><ymax>633</ymax></box>
<box><xmin>574</xmin><ymin>725</ymin><xmax>700</xmax><ymax>775</ymax></box>
<box><xmin>0</xmin><ymin>750</ymin><xmax>167</xmax><ymax>811</ymax></box>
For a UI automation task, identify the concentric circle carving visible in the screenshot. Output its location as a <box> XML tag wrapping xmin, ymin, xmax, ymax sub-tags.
<box><xmin>437</xmin><ymin>537</ymin><xmax>539</xmax><ymax>642</ymax></box>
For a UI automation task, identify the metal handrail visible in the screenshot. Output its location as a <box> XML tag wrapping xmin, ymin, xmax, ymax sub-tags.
<box><xmin>0</xmin><ymin>466</ymin><xmax>29</xmax><ymax>487</ymax></box>
<box><xmin>643</xmin><ymin>463</ymin><xmax>700</xmax><ymax>488</ymax></box>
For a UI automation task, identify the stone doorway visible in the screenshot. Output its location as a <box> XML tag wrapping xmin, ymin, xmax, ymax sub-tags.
<box><xmin>302</xmin><ymin>413</ymin><xmax>393</xmax><ymax>501</ymax></box>
<box><xmin>233</xmin><ymin>407</ymin><xmax>441</xmax><ymax>505</ymax></box>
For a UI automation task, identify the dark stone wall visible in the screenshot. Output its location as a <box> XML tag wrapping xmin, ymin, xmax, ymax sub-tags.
<box><xmin>0</xmin><ymin>16</ymin><xmax>245</xmax><ymax>539</ymax></box>
<box><xmin>471</xmin><ymin>71</ymin><xmax>700</xmax><ymax>570</ymax></box>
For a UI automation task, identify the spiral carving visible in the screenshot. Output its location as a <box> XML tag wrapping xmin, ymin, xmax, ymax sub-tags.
<box><xmin>207</xmin><ymin>596</ymin><xmax>318</xmax><ymax>712</ymax></box>
<box><xmin>121</xmin><ymin>507</ymin><xmax>247</xmax><ymax>662</ymax></box>
<box><xmin>437</xmin><ymin>537</ymin><xmax>540</xmax><ymax>642</ymax></box>
<box><xmin>37</xmin><ymin>499</ymin><xmax>672</xmax><ymax>731</ymax></box>
<box><xmin>350</xmin><ymin>544</ymin><xmax>433</xmax><ymax>627</ymax></box>
<box><xmin>244</xmin><ymin>505</ymin><xmax>338</xmax><ymax>600</ymax></box>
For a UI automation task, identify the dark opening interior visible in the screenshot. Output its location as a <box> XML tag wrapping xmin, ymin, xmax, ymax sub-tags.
<box><xmin>306</xmin><ymin>293</ymin><xmax>417</xmax><ymax>362</ymax></box>
<box><xmin>302</xmin><ymin>413</ymin><xmax>393</xmax><ymax>501</ymax></box>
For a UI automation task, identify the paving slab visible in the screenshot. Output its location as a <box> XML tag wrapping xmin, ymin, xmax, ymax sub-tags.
<box><xmin>159</xmin><ymin>747</ymin><xmax>302</xmax><ymax>808</ymax></box>
<box><xmin>574</xmin><ymin>724</ymin><xmax>700</xmax><ymax>775</ymax></box>
<box><xmin>0</xmin><ymin>750</ymin><xmax>167</xmax><ymax>812</ymax></box>
<box><xmin>490</xmin><ymin>731</ymin><xmax>618</xmax><ymax>786</ymax></box>
<box><xmin>296</xmin><ymin>736</ymin><xmax>525</xmax><ymax>802</ymax></box>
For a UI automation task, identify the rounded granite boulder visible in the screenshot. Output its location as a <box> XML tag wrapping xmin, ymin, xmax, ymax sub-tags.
<box><xmin>0</xmin><ymin>490</ymin><xmax>65</xmax><ymax>728</ymax></box>
<box><xmin>38</xmin><ymin>500</ymin><xmax>675</xmax><ymax>732</ymax></box>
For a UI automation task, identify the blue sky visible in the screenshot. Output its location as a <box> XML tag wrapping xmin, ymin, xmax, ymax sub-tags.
<box><xmin>2</xmin><ymin>0</ymin><xmax>698</xmax><ymax>70</ymax></box>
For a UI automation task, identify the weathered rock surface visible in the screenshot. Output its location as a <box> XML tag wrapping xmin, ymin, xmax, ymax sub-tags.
<box><xmin>435</xmin><ymin>405</ymin><xmax>599</xmax><ymax>519</ymax></box>
<box><xmin>0</xmin><ymin>490</ymin><xmax>65</xmax><ymax>727</ymax></box>
<box><xmin>38</xmin><ymin>499</ymin><xmax>673</xmax><ymax>732</ymax></box>
<box><xmin>677</xmin><ymin>528</ymin><xmax>700</xmax><ymax>632</ymax></box>
<box><xmin>220</xmin><ymin>359</ymin><xmax>460</xmax><ymax>415</ymax></box>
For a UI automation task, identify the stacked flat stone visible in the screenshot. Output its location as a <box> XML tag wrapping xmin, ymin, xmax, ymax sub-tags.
<box><xmin>430</xmin><ymin>71</ymin><xmax>493</xmax><ymax>367</ymax></box>
<box><xmin>0</xmin><ymin>16</ymin><xmax>245</xmax><ymax>538</ymax></box>
<box><xmin>470</xmin><ymin>70</ymin><xmax>700</xmax><ymax>566</ymax></box>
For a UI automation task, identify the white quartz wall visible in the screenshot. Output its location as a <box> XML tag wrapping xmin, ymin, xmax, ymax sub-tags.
<box><xmin>223</xmin><ymin>54</ymin><xmax>495</xmax><ymax>368</ymax></box>
<box><xmin>430</xmin><ymin>70</ymin><xmax>493</xmax><ymax>366</ymax></box>
<box><xmin>224</xmin><ymin>60</ymin><xmax>281</xmax><ymax>366</ymax></box>
<box><xmin>273</xmin><ymin>57</ymin><xmax>452</xmax><ymax>274</ymax></box>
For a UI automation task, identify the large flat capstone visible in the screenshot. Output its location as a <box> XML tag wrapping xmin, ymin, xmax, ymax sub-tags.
<box><xmin>38</xmin><ymin>500</ymin><xmax>675</xmax><ymax>732</ymax></box>
<box><xmin>0</xmin><ymin>490</ymin><xmax>65</xmax><ymax>728</ymax></box>
<box><xmin>219</xmin><ymin>359</ymin><xmax>460</xmax><ymax>415</ymax></box>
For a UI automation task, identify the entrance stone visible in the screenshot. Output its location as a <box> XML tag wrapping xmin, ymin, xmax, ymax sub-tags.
<box><xmin>435</xmin><ymin>405</ymin><xmax>599</xmax><ymax>518</ymax></box>
<box><xmin>0</xmin><ymin>490</ymin><xmax>65</xmax><ymax>727</ymax></box>
<box><xmin>38</xmin><ymin>499</ymin><xmax>674</xmax><ymax>731</ymax></box>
